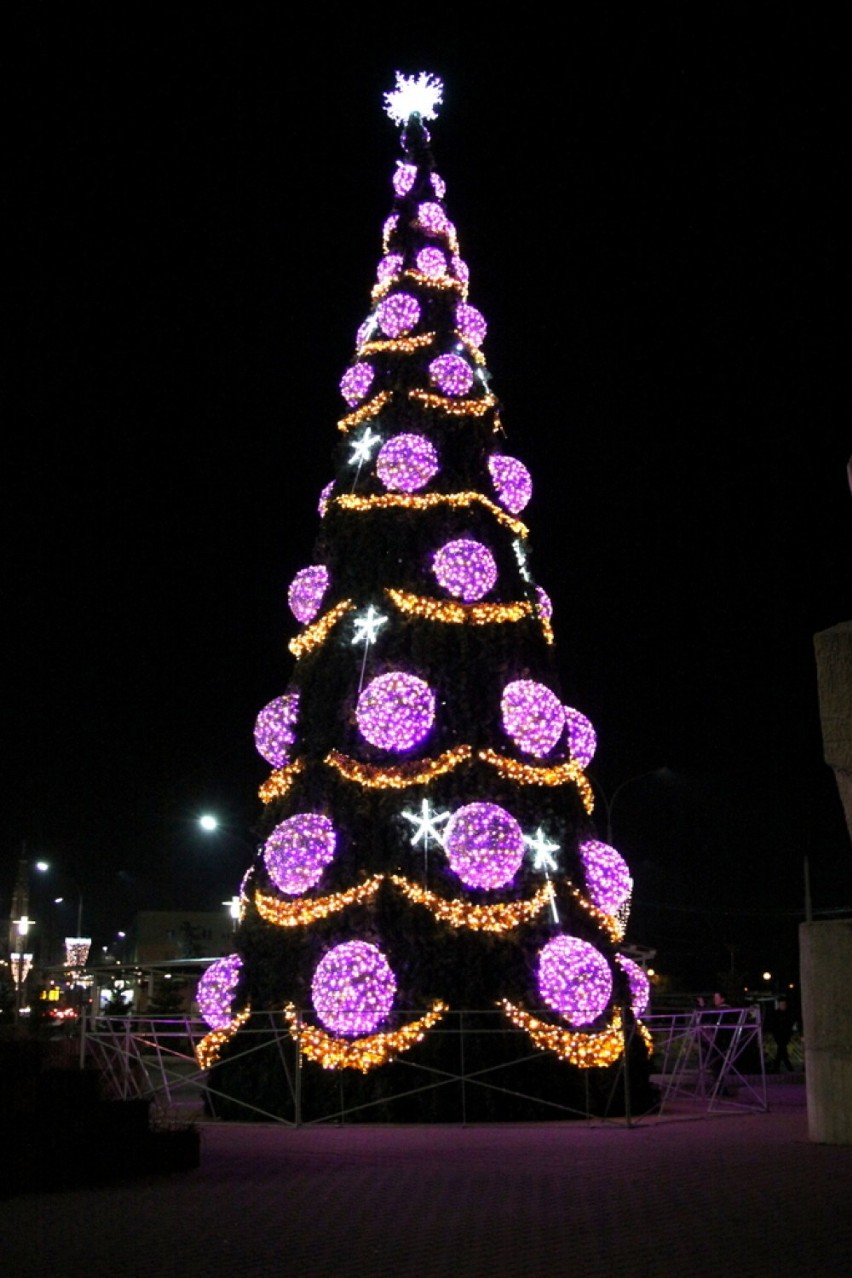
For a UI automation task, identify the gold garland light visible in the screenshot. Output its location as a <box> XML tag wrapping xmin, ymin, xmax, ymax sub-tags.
<box><xmin>407</xmin><ymin>389</ymin><xmax>496</xmax><ymax>417</ymax></box>
<box><xmin>500</xmin><ymin>1001</ymin><xmax>626</xmax><ymax>1068</ymax></box>
<box><xmin>359</xmin><ymin>333</ymin><xmax>435</xmax><ymax>356</ymax></box>
<box><xmin>334</xmin><ymin>491</ymin><xmax>529</xmax><ymax>538</ymax></box>
<box><xmin>259</xmin><ymin>758</ymin><xmax>305</xmax><ymax>804</ymax></box>
<box><xmin>254</xmin><ymin>876</ymin><xmax>383</xmax><ymax>928</ymax></box>
<box><xmin>195</xmin><ymin>1007</ymin><xmax>252</xmax><ymax>1070</ymax></box>
<box><xmin>387</xmin><ymin>589</ymin><xmax>533</xmax><ymax>627</ymax></box>
<box><xmin>390</xmin><ymin>876</ymin><xmax>553</xmax><ymax>933</ymax></box>
<box><xmin>478</xmin><ymin>749</ymin><xmax>595</xmax><ymax>812</ymax></box>
<box><xmin>289</xmin><ymin>599</ymin><xmax>354</xmax><ymax>658</ymax></box>
<box><xmin>284</xmin><ymin>1000</ymin><xmax>448</xmax><ymax>1072</ymax></box>
<box><xmin>325</xmin><ymin>746</ymin><xmax>472</xmax><ymax>789</ymax></box>
<box><xmin>565</xmin><ymin>882</ymin><xmax>625</xmax><ymax>943</ymax></box>
<box><xmin>337</xmin><ymin>390</ymin><xmax>393</xmax><ymax>434</ymax></box>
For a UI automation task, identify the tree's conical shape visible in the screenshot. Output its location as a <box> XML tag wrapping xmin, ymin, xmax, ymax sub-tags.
<box><xmin>199</xmin><ymin>75</ymin><xmax>654</xmax><ymax>1122</ymax></box>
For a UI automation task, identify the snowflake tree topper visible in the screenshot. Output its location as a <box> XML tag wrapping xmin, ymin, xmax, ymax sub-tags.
<box><xmin>384</xmin><ymin>72</ymin><xmax>444</xmax><ymax>126</ymax></box>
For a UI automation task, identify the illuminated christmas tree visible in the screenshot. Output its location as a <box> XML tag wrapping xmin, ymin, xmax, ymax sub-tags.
<box><xmin>197</xmin><ymin>74</ymin><xmax>653</xmax><ymax>1121</ymax></box>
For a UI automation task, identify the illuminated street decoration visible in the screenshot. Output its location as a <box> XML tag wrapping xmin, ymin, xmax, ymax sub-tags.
<box><xmin>64</xmin><ymin>938</ymin><xmax>91</xmax><ymax>970</ymax></box>
<box><xmin>416</xmin><ymin>246</ymin><xmax>448</xmax><ymax>278</ymax></box>
<box><xmin>376</xmin><ymin>252</ymin><xmax>403</xmax><ymax>284</ymax></box>
<box><xmin>501</xmin><ymin>679</ymin><xmax>565</xmax><ymax>756</ymax></box>
<box><xmin>285</xmin><ymin>1000</ymin><xmax>446</xmax><ymax>1071</ymax></box>
<box><xmin>348</xmin><ymin>426</ymin><xmax>381</xmax><ymax>465</ymax></box>
<box><xmin>356</xmin><ymin>672</ymin><xmax>435</xmax><ymax>751</ymax></box>
<box><xmin>10</xmin><ymin>953</ymin><xmax>33</xmax><ymax>986</ymax></box>
<box><xmin>431</xmin><ymin>538</ymin><xmax>497</xmax><ymax>602</ymax></box>
<box><xmin>428</xmin><ymin>353</ymin><xmax>474</xmax><ymax>396</ymax></box>
<box><xmin>311</xmin><ymin>940</ymin><xmax>397</xmax><ymax>1036</ymax></box>
<box><xmin>615</xmin><ymin>954</ymin><xmax>651</xmax><ymax>1016</ymax></box>
<box><xmin>197</xmin><ymin>954</ymin><xmax>243</xmax><ymax>1031</ymax></box>
<box><xmin>351</xmin><ymin>605</ymin><xmax>388</xmax><ymax>646</ymax></box>
<box><xmin>288</xmin><ymin>564</ymin><xmax>330</xmax><ymax>625</ymax></box>
<box><xmin>263</xmin><ymin>812</ymin><xmax>337</xmax><ymax>895</ymax></box>
<box><xmin>416</xmin><ymin>201</ymin><xmax>450</xmax><ymax>237</ymax></box>
<box><xmin>443</xmin><ymin>801</ymin><xmax>525</xmax><ymax>889</ymax></box>
<box><xmin>451</xmin><ymin>255</ymin><xmax>469</xmax><ymax>287</ymax></box>
<box><xmin>524</xmin><ymin>826</ymin><xmax>561</xmax><ymax>922</ymax></box>
<box><xmin>565</xmin><ymin>707</ymin><xmax>597</xmax><ymax>769</ymax></box>
<box><xmin>318</xmin><ymin>481</ymin><xmax>334</xmax><ymax>517</ymax></box>
<box><xmin>339</xmin><ymin>361</ymin><xmax>375</xmax><ymax>406</ymax></box>
<box><xmin>535</xmin><ymin>586</ymin><xmax>553</xmax><ymax>620</ymax></box>
<box><xmin>392</xmin><ymin>161</ymin><xmax>417</xmax><ymax>197</ymax></box>
<box><xmin>578</xmin><ymin>839</ymin><xmax>633</xmax><ymax>916</ymax></box>
<box><xmin>455</xmin><ymin>302</ymin><xmax>487</xmax><ymax>347</ymax></box>
<box><xmin>377</xmin><ymin>291</ymin><xmax>421</xmax><ymax>338</ymax></box>
<box><xmin>376</xmin><ymin>433</ymin><xmax>439</xmax><ymax>492</ymax></box>
<box><xmin>489</xmin><ymin>453</ymin><xmax>533</xmax><ymax>514</ymax></box>
<box><xmin>383</xmin><ymin>71</ymin><xmax>444</xmax><ymax>126</ymax></box>
<box><xmin>401</xmin><ymin>797</ymin><xmax>451</xmax><ymax>849</ymax></box>
<box><xmin>537</xmin><ymin>935</ymin><xmax>613</xmax><ymax>1026</ymax></box>
<box><xmin>254</xmin><ymin>692</ymin><xmax>299</xmax><ymax>768</ymax></box>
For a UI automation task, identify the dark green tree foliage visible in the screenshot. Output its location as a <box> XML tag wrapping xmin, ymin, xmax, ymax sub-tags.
<box><xmin>208</xmin><ymin>80</ymin><xmax>653</xmax><ymax>1121</ymax></box>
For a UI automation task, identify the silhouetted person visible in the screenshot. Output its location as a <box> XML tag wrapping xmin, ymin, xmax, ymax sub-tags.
<box><xmin>767</xmin><ymin>997</ymin><xmax>795</xmax><ymax>1072</ymax></box>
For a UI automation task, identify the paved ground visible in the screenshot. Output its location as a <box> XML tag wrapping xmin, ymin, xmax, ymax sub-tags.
<box><xmin>1</xmin><ymin>1080</ymin><xmax>849</xmax><ymax>1278</ymax></box>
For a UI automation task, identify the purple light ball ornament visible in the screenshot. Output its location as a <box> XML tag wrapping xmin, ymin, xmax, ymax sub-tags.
<box><xmin>263</xmin><ymin>813</ymin><xmax>337</xmax><ymax>896</ymax></box>
<box><xmin>564</xmin><ymin>707</ymin><xmax>597</xmax><ymax>769</ymax></box>
<box><xmin>312</xmin><ymin>941</ymin><xmax>397</xmax><ymax>1036</ymax></box>
<box><xmin>382</xmin><ymin>213</ymin><xmax>399</xmax><ymax>245</ymax></box>
<box><xmin>376</xmin><ymin>252</ymin><xmax>403</xmax><ymax>284</ymax></box>
<box><xmin>451</xmin><ymin>256</ymin><xmax>469</xmax><ymax>287</ymax></box>
<box><xmin>288</xmin><ymin>564</ymin><xmax>330</xmax><ymax>625</ymax></box>
<box><xmin>376</xmin><ymin>433</ymin><xmax>439</xmax><ymax>493</ymax></box>
<box><xmin>392</xmin><ymin>162</ymin><xmax>417</xmax><ymax>197</ymax></box>
<box><xmin>197</xmin><ymin>954</ymin><xmax>243</xmax><ymax>1031</ymax></box>
<box><xmin>254</xmin><ymin>692</ymin><xmax>300</xmax><ymax>767</ymax></box>
<box><xmin>432</xmin><ymin>538</ymin><xmax>497</xmax><ymax>602</ymax></box>
<box><xmin>535</xmin><ymin>586</ymin><xmax>553</xmax><ymax>620</ymax></box>
<box><xmin>318</xmin><ymin>481</ymin><xmax>335</xmax><ymax>518</ymax></box>
<box><xmin>615</xmin><ymin>955</ymin><xmax>651</xmax><ymax>1017</ymax></box>
<box><xmin>430</xmin><ymin>173</ymin><xmax>446</xmax><ymax>199</ymax></box>
<box><xmin>416</xmin><ymin>247</ymin><xmax>448</xmax><ymax>278</ymax></box>
<box><xmin>488</xmin><ymin>453</ymin><xmax>533</xmax><ymax>514</ymax></box>
<box><xmin>455</xmin><ymin>302</ymin><xmax>487</xmax><ymax>347</ymax></box>
<box><xmin>443</xmin><ymin>802</ymin><xmax>526</xmax><ymax>890</ymax></box>
<box><xmin>377</xmin><ymin>292</ymin><xmax>421</xmax><ymax>338</ymax></box>
<box><xmin>578</xmin><ymin>840</ymin><xmax>633</xmax><ymax>916</ymax></box>
<box><xmin>357</xmin><ymin>672</ymin><xmax>435</xmax><ymax>752</ymax></box>
<box><xmin>429</xmin><ymin>353</ymin><xmax>474</xmax><ymax>397</ymax></box>
<box><xmin>416</xmin><ymin>201</ymin><xmax>449</xmax><ymax>236</ymax></box>
<box><xmin>537</xmin><ymin>936</ymin><xmax>613</xmax><ymax>1026</ymax></box>
<box><xmin>501</xmin><ymin>679</ymin><xmax>565</xmax><ymax>757</ymax></box>
<box><xmin>340</xmin><ymin>362</ymin><xmax>375</xmax><ymax>407</ymax></box>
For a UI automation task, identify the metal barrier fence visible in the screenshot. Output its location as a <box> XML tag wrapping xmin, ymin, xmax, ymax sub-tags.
<box><xmin>642</xmin><ymin>1007</ymin><xmax>768</xmax><ymax>1113</ymax></box>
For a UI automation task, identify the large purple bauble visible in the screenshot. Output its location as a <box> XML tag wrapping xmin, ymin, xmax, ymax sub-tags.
<box><xmin>488</xmin><ymin>453</ymin><xmax>533</xmax><ymax>514</ymax></box>
<box><xmin>443</xmin><ymin>802</ymin><xmax>525</xmax><ymax>890</ymax></box>
<box><xmin>537</xmin><ymin>936</ymin><xmax>613</xmax><ymax>1026</ymax></box>
<box><xmin>564</xmin><ymin>707</ymin><xmax>597</xmax><ymax>769</ymax></box>
<box><xmin>416</xmin><ymin>247</ymin><xmax>448</xmax><ymax>278</ymax></box>
<box><xmin>263</xmin><ymin>813</ymin><xmax>337</xmax><ymax>896</ymax></box>
<box><xmin>392</xmin><ymin>162</ymin><xmax>417</xmax><ymax>197</ymax></box>
<box><xmin>432</xmin><ymin>538</ymin><xmax>497</xmax><ymax>602</ymax></box>
<box><xmin>340</xmin><ymin>362</ymin><xmax>375</xmax><ymax>406</ymax></box>
<box><xmin>429</xmin><ymin>353</ymin><xmax>474</xmax><ymax>397</ymax></box>
<box><xmin>288</xmin><ymin>564</ymin><xmax>330</xmax><ymax>625</ymax></box>
<box><xmin>578</xmin><ymin>840</ymin><xmax>632</xmax><ymax>916</ymax></box>
<box><xmin>501</xmin><ymin>680</ymin><xmax>565</xmax><ymax>757</ymax></box>
<box><xmin>376</xmin><ymin>433</ymin><xmax>439</xmax><ymax>493</ymax></box>
<box><xmin>312</xmin><ymin>941</ymin><xmax>397</xmax><ymax>1036</ymax></box>
<box><xmin>254</xmin><ymin>692</ymin><xmax>299</xmax><ymax>767</ymax></box>
<box><xmin>416</xmin><ymin>201</ymin><xmax>449</xmax><ymax>236</ymax></box>
<box><xmin>455</xmin><ymin>302</ymin><xmax>487</xmax><ymax>347</ymax></box>
<box><xmin>376</xmin><ymin>252</ymin><xmax>403</xmax><ymax>284</ymax></box>
<box><xmin>377</xmin><ymin>292</ymin><xmax>421</xmax><ymax>338</ymax></box>
<box><xmin>356</xmin><ymin>672</ymin><xmax>435</xmax><ymax>752</ymax></box>
<box><xmin>197</xmin><ymin>954</ymin><xmax>242</xmax><ymax>1031</ymax></box>
<box><xmin>616</xmin><ymin>954</ymin><xmax>651</xmax><ymax>1016</ymax></box>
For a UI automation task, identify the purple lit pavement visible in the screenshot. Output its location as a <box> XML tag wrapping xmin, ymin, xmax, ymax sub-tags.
<box><xmin>2</xmin><ymin>1082</ymin><xmax>850</xmax><ymax>1278</ymax></box>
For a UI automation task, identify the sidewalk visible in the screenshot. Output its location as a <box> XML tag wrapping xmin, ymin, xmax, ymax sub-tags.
<box><xmin>1</xmin><ymin>1081</ymin><xmax>849</xmax><ymax>1278</ymax></box>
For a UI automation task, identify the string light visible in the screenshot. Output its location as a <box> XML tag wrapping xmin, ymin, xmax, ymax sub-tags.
<box><xmin>566</xmin><ymin>882</ymin><xmax>625</xmax><ymax>943</ymax></box>
<box><xmin>500</xmin><ymin>1001</ymin><xmax>626</xmax><ymax>1068</ymax></box>
<box><xmin>387</xmin><ymin>588</ymin><xmax>533</xmax><ymax>626</ymax></box>
<box><xmin>476</xmin><ymin>749</ymin><xmax>595</xmax><ymax>811</ymax></box>
<box><xmin>524</xmin><ymin>827</ymin><xmax>561</xmax><ymax>922</ymax></box>
<box><xmin>615</xmin><ymin>954</ymin><xmax>651</xmax><ymax>1016</ymax></box>
<box><xmin>334</xmin><ymin>491</ymin><xmax>529</xmax><ymax>538</ymax></box>
<box><xmin>348</xmin><ymin>426</ymin><xmax>382</xmax><ymax>465</ymax></box>
<box><xmin>390</xmin><ymin>876</ymin><xmax>553</xmax><ymax>933</ymax></box>
<box><xmin>258</xmin><ymin>758</ymin><xmax>304</xmax><ymax>804</ymax></box>
<box><xmin>337</xmin><ymin>390</ymin><xmax>392</xmax><ymax>434</ymax></box>
<box><xmin>359</xmin><ymin>332</ymin><xmax>436</xmax><ymax>356</ymax></box>
<box><xmin>407</xmin><ymin>389</ymin><xmax>496</xmax><ymax>417</ymax></box>
<box><xmin>400</xmin><ymin>798</ymin><xmax>450</xmax><ymax>848</ymax></box>
<box><xmin>289</xmin><ymin>600</ymin><xmax>354</xmax><ymax>658</ymax></box>
<box><xmin>254</xmin><ymin>876</ymin><xmax>383</xmax><ymax>928</ymax></box>
<box><xmin>325</xmin><ymin>746</ymin><xmax>472</xmax><ymax>788</ymax></box>
<box><xmin>195</xmin><ymin>1008</ymin><xmax>252</xmax><ymax>1070</ymax></box>
<box><xmin>351</xmin><ymin>605</ymin><xmax>388</xmax><ymax>646</ymax></box>
<box><xmin>284</xmin><ymin>1000</ymin><xmax>447</xmax><ymax>1072</ymax></box>
<box><xmin>402</xmin><ymin>269</ymin><xmax>462</xmax><ymax>294</ymax></box>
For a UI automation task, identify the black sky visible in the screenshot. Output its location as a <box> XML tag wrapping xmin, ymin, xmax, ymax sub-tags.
<box><xmin>7</xmin><ymin>8</ymin><xmax>850</xmax><ymax>988</ymax></box>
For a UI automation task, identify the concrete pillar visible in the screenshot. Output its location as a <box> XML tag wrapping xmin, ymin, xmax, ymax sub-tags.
<box><xmin>800</xmin><ymin>919</ymin><xmax>852</xmax><ymax>1143</ymax></box>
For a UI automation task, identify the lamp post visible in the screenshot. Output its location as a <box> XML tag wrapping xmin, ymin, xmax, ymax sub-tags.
<box><xmin>198</xmin><ymin>813</ymin><xmax>258</xmax><ymax>932</ymax></box>
<box><xmin>590</xmin><ymin>767</ymin><xmax>673</xmax><ymax>844</ymax></box>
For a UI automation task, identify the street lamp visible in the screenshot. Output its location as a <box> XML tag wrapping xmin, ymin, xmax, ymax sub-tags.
<box><xmin>198</xmin><ymin>813</ymin><xmax>258</xmax><ymax>930</ymax></box>
<box><xmin>590</xmin><ymin>767</ymin><xmax>674</xmax><ymax>844</ymax></box>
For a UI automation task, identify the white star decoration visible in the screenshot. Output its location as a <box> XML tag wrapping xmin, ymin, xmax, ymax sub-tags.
<box><xmin>384</xmin><ymin>72</ymin><xmax>444</xmax><ymax>126</ymax></box>
<box><xmin>349</xmin><ymin>427</ymin><xmax>380</xmax><ymax>465</ymax></box>
<box><xmin>351</xmin><ymin>606</ymin><xmax>388</xmax><ymax>647</ymax></box>
<box><xmin>524</xmin><ymin>827</ymin><xmax>561</xmax><ymax>923</ymax></box>
<box><xmin>401</xmin><ymin>799</ymin><xmax>451</xmax><ymax>848</ymax></box>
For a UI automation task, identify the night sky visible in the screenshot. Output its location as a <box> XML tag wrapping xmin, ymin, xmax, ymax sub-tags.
<box><xmin>7</xmin><ymin>10</ymin><xmax>850</xmax><ymax>991</ymax></box>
